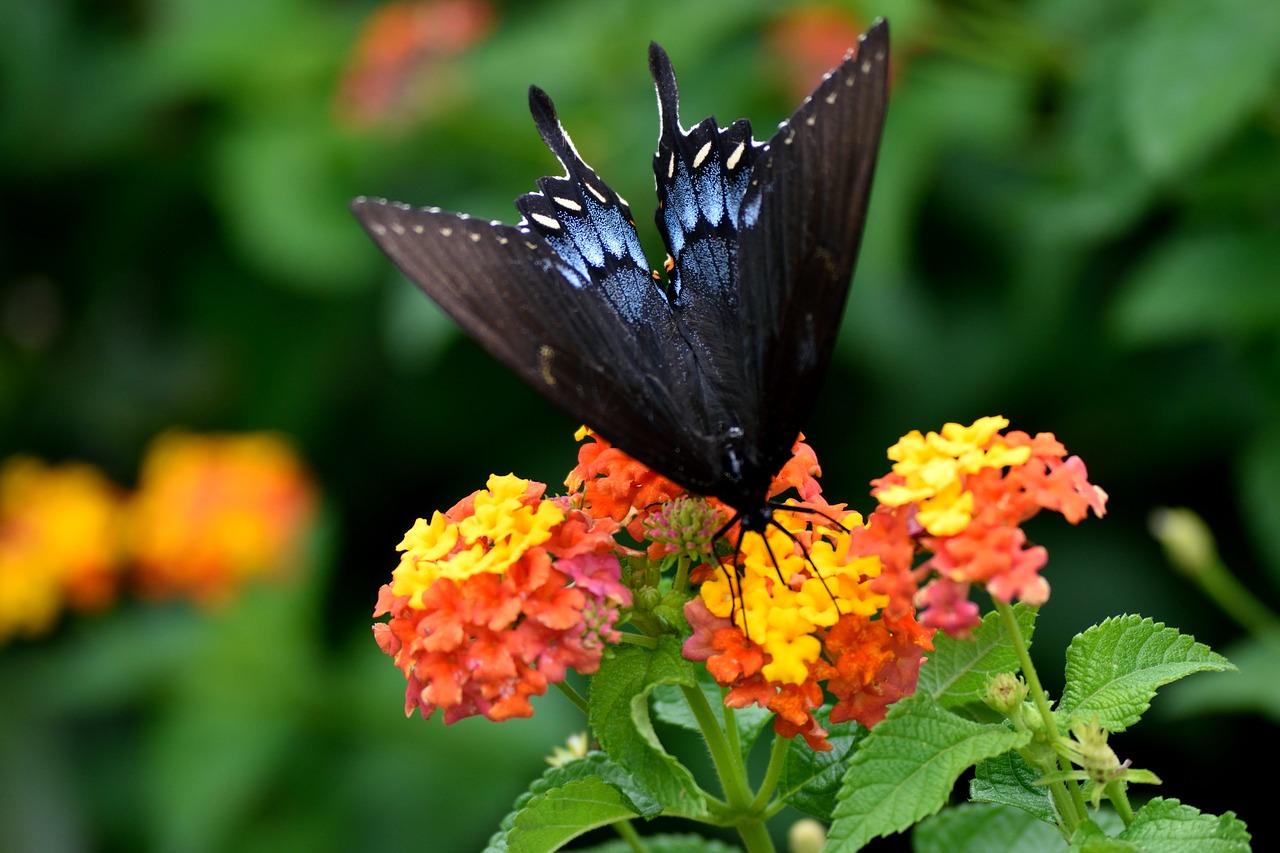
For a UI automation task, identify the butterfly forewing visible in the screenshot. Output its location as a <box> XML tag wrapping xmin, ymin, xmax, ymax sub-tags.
<box><xmin>736</xmin><ymin>21</ymin><xmax>890</xmax><ymax>482</ymax></box>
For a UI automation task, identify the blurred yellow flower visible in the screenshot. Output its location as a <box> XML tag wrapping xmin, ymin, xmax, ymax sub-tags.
<box><xmin>127</xmin><ymin>432</ymin><xmax>317</xmax><ymax>605</ymax></box>
<box><xmin>0</xmin><ymin>457</ymin><xmax>123</xmax><ymax>643</ymax></box>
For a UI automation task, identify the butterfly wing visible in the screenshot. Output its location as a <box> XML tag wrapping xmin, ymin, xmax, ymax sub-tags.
<box><xmin>351</xmin><ymin>89</ymin><xmax>733</xmax><ymax>494</ymax></box>
<box><xmin>736</xmin><ymin>19</ymin><xmax>891</xmax><ymax>485</ymax></box>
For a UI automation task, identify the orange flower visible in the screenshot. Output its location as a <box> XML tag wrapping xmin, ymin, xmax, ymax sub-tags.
<box><xmin>126</xmin><ymin>432</ymin><xmax>317</xmax><ymax>605</ymax></box>
<box><xmin>336</xmin><ymin>0</ymin><xmax>496</xmax><ymax>128</ymax></box>
<box><xmin>766</xmin><ymin>5</ymin><xmax>869</xmax><ymax>100</ymax></box>
<box><xmin>0</xmin><ymin>457</ymin><xmax>124</xmax><ymax>642</ymax></box>
<box><xmin>374</xmin><ymin>475</ymin><xmax>630</xmax><ymax>724</ymax></box>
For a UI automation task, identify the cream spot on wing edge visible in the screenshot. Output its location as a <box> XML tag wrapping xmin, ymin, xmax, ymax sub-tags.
<box><xmin>693</xmin><ymin>140</ymin><xmax>713</xmax><ymax>168</ymax></box>
<box><xmin>538</xmin><ymin>345</ymin><xmax>556</xmax><ymax>386</ymax></box>
<box><xmin>586</xmin><ymin>183</ymin><xmax>607</xmax><ymax>203</ymax></box>
<box><xmin>553</xmin><ymin>196</ymin><xmax>582</xmax><ymax>211</ymax></box>
<box><xmin>439</xmin><ymin>227</ymin><xmax>452</xmax><ymax>237</ymax></box>
<box><xmin>726</xmin><ymin>140</ymin><xmax>745</xmax><ymax>170</ymax></box>
<box><xmin>531</xmin><ymin>212</ymin><xmax>561</xmax><ymax>230</ymax></box>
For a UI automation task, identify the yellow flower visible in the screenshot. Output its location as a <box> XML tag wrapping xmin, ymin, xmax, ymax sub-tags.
<box><xmin>699</xmin><ymin>507</ymin><xmax>888</xmax><ymax>686</ymax></box>
<box><xmin>0</xmin><ymin>457</ymin><xmax>123</xmax><ymax>642</ymax></box>
<box><xmin>392</xmin><ymin>474</ymin><xmax>566</xmax><ymax>605</ymax></box>
<box><xmin>877</xmin><ymin>416</ymin><xmax>1031</xmax><ymax>537</ymax></box>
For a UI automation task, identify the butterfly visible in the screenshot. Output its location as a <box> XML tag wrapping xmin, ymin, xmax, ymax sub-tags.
<box><xmin>352</xmin><ymin>20</ymin><xmax>889</xmax><ymax>552</ymax></box>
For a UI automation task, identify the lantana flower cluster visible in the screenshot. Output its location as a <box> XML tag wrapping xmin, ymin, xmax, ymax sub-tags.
<box><xmin>0</xmin><ymin>432</ymin><xmax>317</xmax><ymax>644</ymax></box>
<box><xmin>373</xmin><ymin>474</ymin><xmax>631</xmax><ymax>723</ymax></box>
<box><xmin>861</xmin><ymin>416</ymin><xmax>1108</xmax><ymax>637</ymax></box>
<box><xmin>374</xmin><ymin>416</ymin><xmax>1106</xmax><ymax>752</ymax></box>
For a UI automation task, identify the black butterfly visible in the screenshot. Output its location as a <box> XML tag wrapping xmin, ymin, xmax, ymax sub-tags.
<box><xmin>352</xmin><ymin>21</ymin><xmax>889</xmax><ymax>546</ymax></box>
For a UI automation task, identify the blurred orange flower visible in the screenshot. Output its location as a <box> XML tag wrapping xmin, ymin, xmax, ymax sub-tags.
<box><xmin>336</xmin><ymin>0</ymin><xmax>496</xmax><ymax>128</ymax></box>
<box><xmin>0</xmin><ymin>457</ymin><xmax>124</xmax><ymax>643</ymax></box>
<box><xmin>126</xmin><ymin>432</ymin><xmax>317</xmax><ymax>605</ymax></box>
<box><xmin>766</xmin><ymin>5</ymin><xmax>868</xmax><ymax>100</ymax></box>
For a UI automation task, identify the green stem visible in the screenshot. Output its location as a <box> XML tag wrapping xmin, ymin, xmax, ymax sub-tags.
<box><xmin>752</xmin><ymin>732</ymin><xmax>791</xmax><ymax>815</ymax></box>
<box><xmin>1105</xmin><ymin>780</ymin><xmax>1136</xmax><ymax>826</ymax></box>
<box><xmin>679</xmin><ymin>684</ymin><xmax>775</xmax><ymax>853</ymax></box>
<box><xmin>1190</xmin><ymin>557</ymin><xmax>1280</xmax><ymax>638</ymax></box>
<box><xmin>673</xmin><ymin>554</ymin><xmax>691</xmax><ymax>595</ymax></box>
<box><xmin>554</xmin><ymin>680</ymin><xmax>590</xmax><ymax>717</ymax></box>
<box><xmin>613</xmin><ymin>817</ymin><xmax>647</xmax><ymax>852</ymax></box>
<box><xmin>995</xmin><ymin>600</ymin><xmax>1087</xmax><ymax>835</ymax></box>
<box><xmin>617</xmin><ymin>632</ymin><xmax>659</xmax><ymax>649</ymax></box>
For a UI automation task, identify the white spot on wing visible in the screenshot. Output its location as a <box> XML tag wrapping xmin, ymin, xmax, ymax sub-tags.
<box><xmin>531</xmin><ymin>212</ymin><xmax>561</xmax><ymax>230</ymax></box>
<box><xmin>391</xmin><ymin>222</ymin><xmax>405</xmax><ymax>234</ymax></box>
<box><xmin>726</xmin><ymin>140</ymin><xmax>745</xmax><ymax>170</ymax></box>
<box><xmin>805</xmin><ymin>115</ymin><xmax>816</xmax><ymax>126</ymax></box>
<box><xmin>439</xmin><ymin>227</ymin><xmax>452</xmax><ymax>237</ymax></box>
<box><xmin>693</xmin><ymin>140</ymin><xmax>713</xmax><ymax>168</ymax></box>
<box><xmin>825</xmin><ymin>91</ymin><xmax>837</xmax><ymax>104</ymax></box>
<box><xmin>586</xmin><ymin>183</ymin><xmax>607</xmax><ymax>203</ymax></box>
<box><xmin>553</xmin><ymin>196</ymin><xmax>582</xmax><ymax>211</ymax></box>
<box><xmin>412</xmin><ymin>224</ymin><xmax>424</xmax><ymax>233</ymax></box>
<box><xmin>469</xmin><ymin>232</ymin><xmax>481</xmax><ymax>242</ymax></box>
<box><xmin>667</xmin><ymin>153</ymin><xmax>675</xmax><ymax>179</ymax></box>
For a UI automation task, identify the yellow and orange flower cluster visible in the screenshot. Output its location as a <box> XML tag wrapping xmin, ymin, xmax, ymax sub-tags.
<box><xmin>127</xmin><ymin>432</ymin><xmax>318</xmax><ymax>605</ymax></box>
<box><xmin>373</xmin><ymin>474</ymin><xmax>630</xmax><ymax>724</ymax></box>
<box><xmin>375</xmin><ymin>416</ymin><xmax>1105</xmax><ymax>751</ymax></box>
<box><xmin>0</xmin><ymin>432</ymin><xmax>317</xmax><ymax>643</ymax></box>
<box><xmin>861</xmin><ymin>416</ymin><xmax>1108</xmax><ymax>635</ymax></box>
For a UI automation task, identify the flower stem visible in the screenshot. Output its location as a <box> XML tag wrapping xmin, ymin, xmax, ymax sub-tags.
<box><xmin>617</xmin><ymin>632</ymin><xmax>659</xmax><ymax>649</ymax></box>
<box><xmin>554</xmin><ymin>679</ymin><xmax>590</xmax><ymax>717</ymax></box>
<box><xmin>679</xmin><ymin>684</ymin><xmax>776</xmax><ymax>853</ymax></box>
<box><xmin>995</xmin><ymin>600</ymin><xmax>1087</xmax><ymax>835</ymax></box>
<box><xmin>752</xmin><ymin>732</ymin><xmax>791</xmax><ymax>815</ymax></box>
<box><xmin>613</xmin><ymin>817</ymin><xmax>647</xmax><ymax>852</ymax></box>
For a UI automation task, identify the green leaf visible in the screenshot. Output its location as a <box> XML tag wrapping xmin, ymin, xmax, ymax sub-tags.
<box><xmin>913</xmin><ymin>802</ymin><xmax>1065</xmax><ymax>853</ymax></box>
<box><xmin>1057</xmin><ymin>615</ymin><xmax>1235</xmax><ymax>732</ymax></box>
<box><xmin>1117</xmin><ymin>797</ymin><xmax>1251</xmax><ymax>852</ymax></box>
<box><xmin>504</xmin><ymin>777</ymin><xmax>639</xmax><ymax>853</ymax></box>
<box><xmin>970</xmin><ymin>751</ymin><xmax>1055</xmax><ymax>824</ymax></box>
<box><xmin>781</xmin><ymin>712</ymin><xmax>866</xmax><ymax>822</ymax></box>
<box><xmin>825</xmin><ymin>693</ymin><xmax>1030</xmax><ymax>851</ymax></box>
<box><xmin>588</xmin><ymin>638</ymin><xmax>707</xmax><ymax>818</ymax></box>
<box><xmin>1110</xmin><ymin>231</ymin><xmax>1280</xmax><ymax>347</ymax></box>
<box><xmin>918</xmin><ymin>604</ymin><xmax>1037</xmax><ymax>710</ymax></box>
<box><xmin>1120</xmin><ymin>0</ymin><xmax>1280</xmax><ymax>178</ymax></box>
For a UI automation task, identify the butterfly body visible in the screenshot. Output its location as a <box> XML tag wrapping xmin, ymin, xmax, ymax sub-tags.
<box><xmin>352</xmin><ymin>21</ymin><xmax>889</xmax><ymax>527</ymax></box>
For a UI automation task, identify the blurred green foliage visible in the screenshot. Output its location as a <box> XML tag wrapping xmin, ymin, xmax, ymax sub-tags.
<box><xmin>1</xmin><ymin>0</ymin><xmax>1278</xmax><ymax>849</ymax></box>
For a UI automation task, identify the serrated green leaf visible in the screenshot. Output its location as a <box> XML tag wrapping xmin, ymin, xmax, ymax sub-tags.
<box><xmin>1110</xmin><ymin>231</ymin><xmax>1280</xmax><ymax>347</ymax></box>
<box><xmin>588</xmin><ymin>638</ymin><xmax>707</xmax><ymax>818</ymax></box>
<box><xmin>533</xmin><ymin>753</ymin><xmax>663</xmax><ymax>817</ymax></box>
<box><xmin>913</xmin><ymin>802</ymin><xmax>1064</xmax><ymax>853</ymax></box>
<box><xmin>1120</xmin><ymin>0</ymin><xmax>1280</xmax><ymax>178</ymax></box>
<box><xmin>781</xmin><ymin>711</ymin><xmax>866</xmax><ymax>822</ymax></box>
<box><xmin>825</xmin><ymin>693</ymin><xmax>1030</xmax><ymax>851</ymax></box>
<box><xmin>1117</xmin><ymin>797</ymin><xmax>1251</xmax><ymax>852</ymax></box>
<box><xmin>506</xmin><ymin>777</ymin><xmax>639</xmax><ymax>853</ymax></box>
<box><xmin>918</xmin><ymin>604</ymin><xmax>1037</xmax><ymax>709</ymax></box>
<box><xmin>970</xmin><ymin>751</ymin><xmax>1055</xmax><ymax>823</ymax></box>
<box><xmin>1058</xmin><ymin>615</ymin><xmax>1235</xmax><ymax>732</ymax></box>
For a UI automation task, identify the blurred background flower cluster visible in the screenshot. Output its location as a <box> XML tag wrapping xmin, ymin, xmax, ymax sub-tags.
<box><xmin>2</xmin><ymin>0</ymin><xmax>1277</xmax><ymax>850</ymax></box>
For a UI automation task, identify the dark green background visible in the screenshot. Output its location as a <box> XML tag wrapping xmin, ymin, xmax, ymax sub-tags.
<box><xmin>2</xmin><ymin>0</ymin><xmax>1277</xmax><ymax>849</ymax></box>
